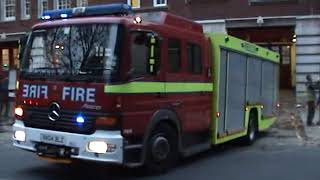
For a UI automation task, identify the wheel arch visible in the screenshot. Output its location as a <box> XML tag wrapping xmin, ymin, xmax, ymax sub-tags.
<box><xmin>141</xmin><ymin>109</ymin><xmax>182</xmax><ymax>164</ymax></box>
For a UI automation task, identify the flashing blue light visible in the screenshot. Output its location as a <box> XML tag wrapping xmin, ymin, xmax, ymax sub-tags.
<box><xmin>42</xmin><ymin>9</ymin><xmax>72</xmax><ymax>20</ymax></box>
<box><xmin>60</xmin><ymin>13</ymin><xmax>68</xmax><ymax>18</ymax></box>
<box><xmin>76</xmin><ymin>115</ymin><xmax>85</xmax><ymax>124</ymax></box>
<box><xmin>41</xmin><ymin>3</ymin><xmax>132</xmax><ymax>20</ymax></box>
<box><xmin>41</xmin><ymin>15</ymin><xmax>51</xmax><ymax>20</ymax></box>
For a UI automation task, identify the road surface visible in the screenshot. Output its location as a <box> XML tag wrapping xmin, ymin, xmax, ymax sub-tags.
<box><xmin>1</xmin><ymin>127</ymin><xmax>320</xmax><ymax>180</ymax></box>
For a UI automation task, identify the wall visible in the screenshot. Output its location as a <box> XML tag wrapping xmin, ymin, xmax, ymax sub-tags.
<box><xmin>1</xmin><ymin>0</ymin><xmax>319</xmax><ymax>35</ymax></box>
<box><xmin>291</xmin><ymin>43</ymin><xmax>296</xmax><ymax>87</ymax></box>
<box><xmin>295</xmin><ymin>16</ymin><xmax>320</xmax><ymax>102</ymax></box>
<box><xmin>167</xmin><ymin>0</ymin><xmax>320</xmax><ymax>20</ymax></box>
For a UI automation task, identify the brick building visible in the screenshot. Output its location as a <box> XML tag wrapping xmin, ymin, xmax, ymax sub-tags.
<box><xmin>0</xmin><ymin>0</ymin><xmax>319</xmax><ymax>99</ymax></box>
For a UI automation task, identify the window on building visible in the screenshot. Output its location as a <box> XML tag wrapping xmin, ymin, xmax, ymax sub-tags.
<box><xmin>77</xmin><ymin>0</ymin><xmax>88</xmax><ymax>7</ymax></box>
<box><xmin>2</xmin><ymin>49</ymin><xmax>9</xmax><ymax>71</ymax></box>
<box><xmin>3</xmin><ymin>0</ymin><xmax>16</xmax><ymax>21</ymax></box>
<box><xmin>153</xmin><ymin>0</ymin><xmax>167</xmax><ymax>7</ymax></box>
<box><xmin>13</xmin><ymin>48</ymin><xmax>19</xmax><ymax>69</ymax></box>
<box><xmin>127</xmin><ymin>0</ymin><xmax>140</xmax><ymax>8</ymax></box>
<box><xmin>55</xmin><ymin>0</ymin><xmax>71</xmax><ymax>9</ymax></box>
<box><xmin>38</xmin><ymin>0</ymin><xmax>49</xmax><ymax>17</ymax></box>
<box><xmin>249</xmin><ymin>0</ymin><xmax>298</xmax><ymax>5</ymax></box>
<box><xmin>168</xmin><ymin>39</ymin><xmax>181</xmax><ymax>73</ymax></box>
<box><xmin>21</xmin><ymin>0</ymin><xmax>31</xmax><ymax>19</ymax></box>
<box><xmin>187</xmin><ymin>43</ymin><xmax>202</xmax><ymax>74</ymax></box>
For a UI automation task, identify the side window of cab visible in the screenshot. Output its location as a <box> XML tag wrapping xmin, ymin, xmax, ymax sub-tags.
<box><xmin>168</xmin><ymin>39</ymin><xmax>181</xmax><ymax>73</ymax></box>
<box><xmin>130</xmin><ymin>31</ymin><xmax>160</xmax><ymax>78</ymax></box>
<box><xmin>187</xmin><ymin>43</ymin><xmax>202</xmax><ymax>74</ymax></box>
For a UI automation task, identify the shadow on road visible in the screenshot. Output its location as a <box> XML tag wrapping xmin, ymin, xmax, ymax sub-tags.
<box><xmin>177</xmin><ymin>136</ymin><xmax>264</xmax><ymax>169</ymax></box>
<box><xmin>16</xmin><ymin>162</ymin><xmax>145</xmax><ymax>180</ymax></box>
<box><xmin>14</xmin><ymin>138</ymin><xmax>256</xmax><ymax>180</ymax></box>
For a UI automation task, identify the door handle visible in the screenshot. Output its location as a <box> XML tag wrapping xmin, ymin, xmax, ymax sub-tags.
<box><xmin>171</xmin><ymin>101</ymin><xmax>182</xmax><ymax>107</ymax></box>
<box><xmin>156</xmin><ymin>92</ymin><xmax>163</xmax><ymax>97</ymax></box>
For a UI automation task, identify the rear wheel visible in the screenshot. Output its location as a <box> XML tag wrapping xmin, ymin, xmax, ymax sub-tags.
<box><xmin>144</xmin><ymin>123</ymin><xmax>178</xmax><ymax>173</ymax></box>
<box><xmin>243</xmin><ymin>112</ymin><xmax>257</xmax><ymax>145</ymax></box>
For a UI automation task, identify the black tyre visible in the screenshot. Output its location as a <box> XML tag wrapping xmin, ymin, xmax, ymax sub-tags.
<box><xmin>243</xmin><ymin>112</ymin><xmax>257</xmax><ymax>145</ymax></box>
<box><xmin>144</xmin><ymin>123</ymin><xmax>178</xmax><ymax>173</ymax></box>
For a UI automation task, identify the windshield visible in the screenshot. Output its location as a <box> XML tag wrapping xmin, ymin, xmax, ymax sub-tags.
<box><xmin>21</xmin><ymin>24</ymin><xmax>122</xmax><ymax>82</ymax></box>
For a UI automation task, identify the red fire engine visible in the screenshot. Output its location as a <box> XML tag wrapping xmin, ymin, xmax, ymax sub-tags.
<box><xmin>13</xmin><ymin>4</ymin><xmax>279</xmax><ymax>172</ymax></box>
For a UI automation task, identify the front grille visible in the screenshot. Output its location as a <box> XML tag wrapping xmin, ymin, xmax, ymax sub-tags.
<box><xmin>24</xmin><ymin>107</ymin><xmax>97</xmax><ymax>135</ymax></box>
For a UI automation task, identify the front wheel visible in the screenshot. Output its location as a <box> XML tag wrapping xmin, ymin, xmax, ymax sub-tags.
<box><xmin>144</xmin><ymin>123</ymin><xmax>178</xmax><ymax>173</ymax></box>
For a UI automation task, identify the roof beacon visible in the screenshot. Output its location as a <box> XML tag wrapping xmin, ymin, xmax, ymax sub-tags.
<box><xmin>41</xmin><ymin>3</ymin><xmax>132</xmax><ymax>20</ymax></box>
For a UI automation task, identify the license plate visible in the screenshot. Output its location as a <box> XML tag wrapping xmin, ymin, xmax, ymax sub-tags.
<box><xmin>40</xmin><ymin>133</ymin><xmax>65</xmax><ymax>145</ymax></box>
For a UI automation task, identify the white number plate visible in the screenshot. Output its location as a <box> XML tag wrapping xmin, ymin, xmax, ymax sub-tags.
<box><xmin>40</xmin><ymin>133</ymin><xmax>65</xmax><ymax>145</ymax></box>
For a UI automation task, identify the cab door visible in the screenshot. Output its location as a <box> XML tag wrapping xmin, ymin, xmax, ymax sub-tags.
<box><xmin>164</xmin><ymin>38</ymin><xmax>211</xmax><ymax>147</ymax></box>
<box><xmin>121</xmin><ymin>31</ymin><xmax>164</xmax><ymax>136</ymax></box>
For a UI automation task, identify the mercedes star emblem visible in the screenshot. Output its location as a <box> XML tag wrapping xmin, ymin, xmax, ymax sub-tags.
<box><xmin>48</xmin><ymin>102</ymin><xmax>61</xmax><ymax>121</ymax></box>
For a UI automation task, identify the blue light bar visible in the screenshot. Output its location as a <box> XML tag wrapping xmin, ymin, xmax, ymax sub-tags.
<box><xmin>41</xmin><ymin>3</ymin><xmax>132</xmax><ymax>20</ymax></box>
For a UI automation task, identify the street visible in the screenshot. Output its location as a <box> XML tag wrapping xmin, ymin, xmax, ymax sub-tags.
<box><xmin>1</xmin><ymin>127</ymin><xmax>320</xmax><ymax>180</ymax></box>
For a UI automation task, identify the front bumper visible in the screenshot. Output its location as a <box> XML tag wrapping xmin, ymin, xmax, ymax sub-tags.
<box><xmin>12</xmin><ymin>120</ymin><xmax>123</xmax><ymax>164</ymax></box>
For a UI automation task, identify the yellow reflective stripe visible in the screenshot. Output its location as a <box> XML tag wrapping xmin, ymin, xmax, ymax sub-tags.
<box><xmin>104</xmin><ymin>82</ymin><xmax>213</xmax><ymax>93</ymax></box>
<box><xmin>149</xmin><ymin>59</ymin><xmax>155</xmax><ymax>65</ymax></box>
<box><xmin>150</xmin><ymin>45</ymin><xmax>155</xmax><ymax>57</ymax></box>
<box><xmin>150</xmin><ymin>37</ymin><xmax>156</xmax><ymax>44</ymax></box>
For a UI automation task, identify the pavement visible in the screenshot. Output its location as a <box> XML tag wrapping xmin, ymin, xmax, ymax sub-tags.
<box><xmin>274</xmin><ymin>90</ymin><xmax>320</xmax><ymax>147</ymax></box>
<box><xmin>298</xmin><ymin>105</ymin><xmax>320</xmax><ymax>146</ymax></box>
<box><xmin>0</xmin><ymin>117</ymin><xmax>14</xmax><ymax>133</ymax></box>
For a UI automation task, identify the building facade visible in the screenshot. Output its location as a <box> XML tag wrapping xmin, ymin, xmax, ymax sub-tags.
<box><xmin>0</xmin><ymin>0</ymin><xmax>319</xmax><ymax>99</ymax></box>
<box><xmin>0</xmin><ymin>0</ymin><xmax>89</xmax><ymax>72</ymax></box>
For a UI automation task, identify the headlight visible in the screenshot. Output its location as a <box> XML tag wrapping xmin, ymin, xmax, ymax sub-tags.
<box><xmin>14</xmin><ymin>130</ymin><xmax>26</xmax><ymax>142</ymax></box>
<box><xmin>15</xmin><ymin>107</ymin><xmax>24</xmax><ymax>117</ymax></box>
<box><xmin>87</xmin><ymin>141</ymin><xmax>108</xmax><ymax>154</ymax></box>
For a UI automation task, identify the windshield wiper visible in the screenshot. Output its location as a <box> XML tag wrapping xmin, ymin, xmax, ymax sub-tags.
<box><xmin>20</xmin><ymin>72</ymin><xmax>48</xmax><ymax>81</ymax></box>
<box><xmin>79</xmin><ymin>67</ymin><xmax>113</xmax><ymax>74</ymax></box>
<box><xmin>34</xmin><ymin>67</ymin><xmax>63</xmax><ymax>76</ymax></box>
<box><xmin>65</xmin><ymin>74</ymin><xmax>102</xmax><ymax>82</ymax></box>
<box><xmin>34</xmin><ymin>67</ymin><xmax>59</xmax><ymax>71</ymax></box>
<box><xmin>81</xmin><ymin>67</ymin><xmax>113</xmax><ymax>70</ymax></box>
